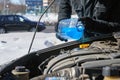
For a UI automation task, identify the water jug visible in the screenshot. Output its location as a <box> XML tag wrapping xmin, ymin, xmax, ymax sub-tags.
<box><xmin>57</xmin><ymin>18</ymin><xmax>84</xmax><ymax>40</ymax></box>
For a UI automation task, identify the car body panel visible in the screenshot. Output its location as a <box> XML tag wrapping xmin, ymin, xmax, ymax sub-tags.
<box><xmin>0</xmin><ymin>34</ymin><xmax>114</xmax><ymax>79</ymax></box>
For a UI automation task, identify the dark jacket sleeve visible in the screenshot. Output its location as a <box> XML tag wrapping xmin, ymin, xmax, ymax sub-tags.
<box><xmin>90</xmin><ymin>0</ymin><xmax>120</xmax><ymax>34</ymax></box>
<box><xmin>58</xmin><ymin>0</ymin><xmax>72</xmax><ymax>21</ymax></box>
<box><xmin>84</xmin><ymin>18</ymin><xmax>120</xmax><ymax>34</ymax></box>
<box><xmin>93</xmin><ymin>20</ymin><xmax>120</xmax><ymax>33</ymax></box>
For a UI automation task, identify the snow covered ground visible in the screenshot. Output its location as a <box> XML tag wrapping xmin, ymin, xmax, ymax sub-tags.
<box><xmin>24</xmin><ymin>13</ymin><xmax>78</xmax><ymax>24</ymax></box>
<box><xmin>0</xmin><ymin>32</ymin><xmax>64</xmax><ymax>65</ymax></box>
<box><xmin>24</xmin><ymin>13</ymin><xmax>58</xmax><ymax>24</ymax></box>
<box><xmin>0</xmin><ymin>13</ymin><xmax>78</xmax><ymax>66</ymax></box>
<box><xmin>0</xmin><ymin>13</ymin><xmax>60</xmax><ymax>65</ymax></box>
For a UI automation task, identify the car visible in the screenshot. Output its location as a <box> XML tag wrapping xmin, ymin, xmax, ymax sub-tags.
<box><xmin>1</xmin><ymin>33</ymin><xmax>120</xmax><ymax>80</ymax></box>
<box><xmin>0</xmin><ymin>15</ymin><xmax>46</xmax><ymax>33</ymax></box>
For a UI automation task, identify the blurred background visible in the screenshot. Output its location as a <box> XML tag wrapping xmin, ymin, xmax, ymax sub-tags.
<box><xmin>0</xmin><ymin>0</ymin><xmax>60</xmax><ymax>15</ymax></box>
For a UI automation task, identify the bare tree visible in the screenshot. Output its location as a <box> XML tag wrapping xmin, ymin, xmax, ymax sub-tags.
<box><xmin>0</xmin><ymin>0</ymin><xmax>26</xmax><ymax>14</ymax></box>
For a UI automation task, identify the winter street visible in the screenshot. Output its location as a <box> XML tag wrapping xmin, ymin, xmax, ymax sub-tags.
<box><xmin>0</xmin><ymin>13</ymin><xmax>60</xmax><ymax>65</ymax></box>
<box><xmin>0</xmin><ymin>13</ymin><xmax>77</xmax><ymax>67</ymax></box>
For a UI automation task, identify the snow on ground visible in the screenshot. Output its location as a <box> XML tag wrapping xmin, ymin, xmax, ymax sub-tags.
<box><xmin>0</xmin><ymin>32</ymin><xmax>65</xmax><ymax>65</ymax></box>
<box><xmin>24</xmin><ymin>13</ymin><xmax>58</xmax><ymax>23</ymax></box>
<box><xmin>0</xmin><ymin>13</ymin><xmax>78</xmax><ymax>66</ymax></box>
<box><xmin>24</xmin><ymin>13</ymin><xmax>78</xmax><ymax>23</ymax></box>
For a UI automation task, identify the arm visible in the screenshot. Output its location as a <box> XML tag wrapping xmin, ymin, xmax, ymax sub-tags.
<box><xmin>58</xmin><ymin>0</ymin><xmax>72</xmax><ymax>21</ymax></box>
<box><xmin>80</xmin><ymin>17</ymin><xmax>120</xmax><ymax>34</ymax></box>
<box><xmin>85</xmin><ymin>0</ymin><xmax>120</xmax><ymax>34</ymax></box>
<box><xmin>93</xmin><ymin>19</ymin><xmax>120</xmax><ymax>33</ymax></box>
<box><xmin>55</xmin><ymin>0</ymin><xmax>72</xmax><ymax>32</ymax></box>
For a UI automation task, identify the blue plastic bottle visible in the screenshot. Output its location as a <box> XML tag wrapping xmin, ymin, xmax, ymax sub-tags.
<box><xmin>58</xmin><ymin>18</ymin><xmax>84</xmax><ymax>40</ymax></box>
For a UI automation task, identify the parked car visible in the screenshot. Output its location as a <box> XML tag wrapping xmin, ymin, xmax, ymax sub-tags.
<box><xmin>0</xmin><ymin>15</ymin><xmax>46</xmax><ymax>33</ymax></box>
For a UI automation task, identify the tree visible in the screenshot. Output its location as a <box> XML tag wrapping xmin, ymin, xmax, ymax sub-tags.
<box><xmin>0</xmin><ymin>0</ymin><xmax>26</xmax><ymax>14</ymax></box>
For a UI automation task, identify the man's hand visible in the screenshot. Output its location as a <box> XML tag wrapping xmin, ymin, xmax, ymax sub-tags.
<box><xmin>55</xmin><ymin>22</ymin><xmax>59</xmax><ymax>32</ymax></box>
<box><xmin>79</xmin><ymin>17</ymin><xmax>95</xmax><ymax>31</ymax></box>
<box><xmin>55</xmin><ymin>22</ymin><xmax>68</xmax><ymax>42</ymax></box>
<box><xmin>56</xmin><ymin>33</ymin><xmax>68</xmax><ymax>42</ymax></box>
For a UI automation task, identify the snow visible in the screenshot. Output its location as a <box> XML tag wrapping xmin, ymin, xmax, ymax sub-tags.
<box><xmin>0</xmin><ymin>13</ymin><xmax>78</xmax><ymax>66</ymax></box>
<box><xmin>24</xmin><ymin>13</ymin><xmax>78</xmax><ymax>23</ymax></box>
<box><xmin>0</xmin><ymin>32</ymin><xmax>64</xmax><ymax>65</ymax></box>
<box><xmin>24</xmin><ymin>13</ymin><xmax>58</xmax><ymax>23</ymax></box>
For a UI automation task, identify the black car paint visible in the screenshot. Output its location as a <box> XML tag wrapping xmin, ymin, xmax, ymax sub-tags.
<box><xmin>0</xmin><ymin>15</ymin><xmax>46</xmax><ymax>32</ymax></box>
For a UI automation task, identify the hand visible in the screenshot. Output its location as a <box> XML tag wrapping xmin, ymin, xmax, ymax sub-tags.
<box><xmin>55</xmin><ymin>22</ymin><xmax>59</xmax><ymax>32</ymax></box>
<box><xmin>55</xmin><ymin>22</ymin><xmax>67</xmax><ymax>41</ymax></box>
<box><xmin>79</xmin><ymin>17</ymin><xmax>95</xmax><ymax>31</ymax></box>
<box><xmin>56</xmin><ymin>33</ymin><xmax>68</xmax><ymax>42</ymax></box>
<box><xmin>55</xmin><ymin>20</ymin><xmax>68</xmax><ymax>41</ymax></box>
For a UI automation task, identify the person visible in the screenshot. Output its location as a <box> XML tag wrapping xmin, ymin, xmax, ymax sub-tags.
<box><xmin>56</xmin><ymin>0</ymin><xmax>120</xmax><ymax>40</ymax></box>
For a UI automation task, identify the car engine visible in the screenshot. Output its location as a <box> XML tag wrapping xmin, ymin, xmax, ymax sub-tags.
<box><xmin>29</xmin><ymin>32</ymin><xmax>120</xmax><ymax>80</ymax></box>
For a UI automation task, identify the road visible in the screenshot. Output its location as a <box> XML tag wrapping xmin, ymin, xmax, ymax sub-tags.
<box><xmin>6</xmin><ymin>26</ymin><xmax>55</xmax><ymax>33</ymax></box>
<box><xmin>42</xmin><ymin>26</ymin><xmax>55</xmax><ymax>33</ymax></box>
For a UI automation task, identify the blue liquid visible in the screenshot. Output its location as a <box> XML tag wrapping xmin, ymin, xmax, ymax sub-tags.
<box><xmin>58</xmin><ymin>18</ymin><xmax>84</xmax><ymax>40</ymax></box>
<box><xmin>60</xmin><ymin>27</ymin><xmax>84</xmax><ymax>40</ymax></box>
